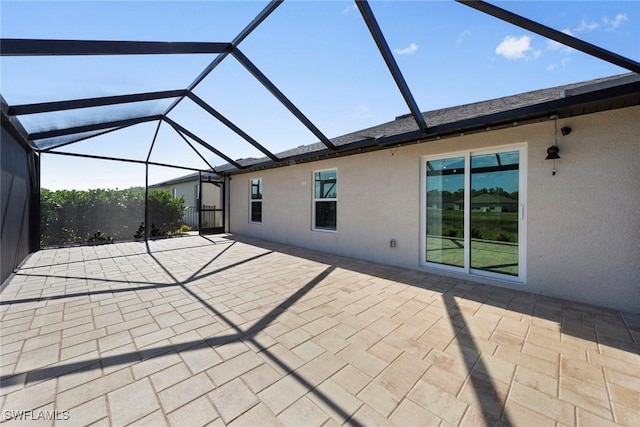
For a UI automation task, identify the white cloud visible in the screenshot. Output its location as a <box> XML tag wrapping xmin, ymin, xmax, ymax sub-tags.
<box><xmin>603</xmin><ymin>13</ymin><xmax>628</xmax><ymax>29</ymax></box>
<box><xmin>561</xmin><ymin>57</ymin><xmax>572</xmax><ymax>69</ymax></box>
<box><xmin>349</xmin><ymin>105</ymin><xmax>373</xmax><ymax>120</ymax></box>
<box><xmin>394</xmin><ymin>43</ymin><xmax>418</xmax><ymax>55</ymax></box>
<box><xmin>574</xmin><ymin>19</ymin><xmax>600</xmax><ymax>32</ymax></box>
<box><xmin>342</xmin><ymin>4</ymin><xmax>357</xmax><ymax>15</ymax></box>
<box><xmin>546</xmin><ymin>64</ymin><xmax>556</xmax><ymax>71</ymax></box>
<box><xmin>456</xmin><ymin>30</ymin><xmax>471</xmax><ymax>44</ymax></box>
<box><xmin>495</xmin><ymin>35</ymin><xmax>533</xmax><ymax>60</ymax></box>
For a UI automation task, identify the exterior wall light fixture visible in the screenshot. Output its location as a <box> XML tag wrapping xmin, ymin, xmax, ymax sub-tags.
<box><xmin>545</xmin><ymin>145</ymin><xmax>560</xmax><ymax>160</ymax></box>
<box><xmin>546</xmin><ymin>116</ymin><xmax>562</xmax><ymax>175</ymax></box>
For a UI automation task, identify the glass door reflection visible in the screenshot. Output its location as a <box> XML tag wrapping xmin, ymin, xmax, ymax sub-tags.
<box><xmin>470</xmin><ymin>151</ymin><xmax>519</xmax><ymax>275</ymax></box>
<box><xmin>425</xmin><ymin>157</ymin><xmax>465</xmax><ymax>267</ymax></box>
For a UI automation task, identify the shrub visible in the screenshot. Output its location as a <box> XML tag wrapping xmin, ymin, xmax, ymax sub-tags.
<box><xmin>40</xmin><ymin>188</ymin><xmax>185</xmax><ymax>246</ymax></box>
<box><xmin>178</xmin><ymin>224</ymin><xmax>193</xmax><ymax>233</ymax></box>
<box><xmin>495</xmin><ymin>232</ymin><xmax>512</xmax><ymax>242</ymax></box>
<box><xmin>471</xmin><ymin>228</ymin><xmax>482</xmax><ymax>239</ymax></box>
<box><xmin>442</xmin><ymin>228</ymin><xmax>458</xmax><ymax>237</ymax></box>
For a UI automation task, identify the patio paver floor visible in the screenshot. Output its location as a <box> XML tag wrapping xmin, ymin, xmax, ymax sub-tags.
<box><xmin>1</xmin><ymin>235</ymin><xmax>639</xmax><ymax>426</ymax></box>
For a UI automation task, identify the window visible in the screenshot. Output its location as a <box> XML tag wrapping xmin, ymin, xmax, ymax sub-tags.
<box><xmin>422</xmin><ymin>146</ymin><xmax>526</xmax><ymax>281</ymax></box>
<box><xmin>250</xmin><ymin>178</ymin><xmax>262</xmax><ymax>223</ymax></box>
<box><xmin>313</xmin><ymin>169</ymin><xmax>337</xmax><ymax>231</ymax></box>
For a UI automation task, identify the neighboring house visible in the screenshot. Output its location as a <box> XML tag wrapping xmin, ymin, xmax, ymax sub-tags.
<box><xmin>462</xmin><ymin>194</ymin><xmax>519</xmax><ymax>213</ymax></box>
<box><xmin>151</xmin><ymin>172</ymin><xmax>221</xmax><ymax>228</ymax></box>
<box><xmin>223</xmin><ymin>73</ymin><xmax>640</xmax><ymax>314</ymax></box>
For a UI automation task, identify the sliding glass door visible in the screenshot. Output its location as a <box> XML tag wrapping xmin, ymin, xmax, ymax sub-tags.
<box><xmin>425</xmin><ymin>157</ymin><xmax>465</xmax><ymax>267</ymax></box>
<box><xmin>423</xmin><ymin>147</ymin><xmax>525</xmax><ymax>281</ymax></box>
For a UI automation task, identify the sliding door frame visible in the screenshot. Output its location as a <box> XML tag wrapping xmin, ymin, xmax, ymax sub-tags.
<box><xmin>420</xmin><ymin>143</ymin><xmax>527</xmax><ymax>284</ymax></box>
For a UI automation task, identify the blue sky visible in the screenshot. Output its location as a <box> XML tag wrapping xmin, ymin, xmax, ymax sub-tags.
<box><xmin>1</xmin><ymin>0</ymin><xmax>638</xmax><ymax>190</ymax></box>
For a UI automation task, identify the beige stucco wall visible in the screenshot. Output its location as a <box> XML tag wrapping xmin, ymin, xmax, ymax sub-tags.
<box><xmin>229</xmin><ymin>106</ymin><xmax>640</xmax><ymax>313</ymax></box>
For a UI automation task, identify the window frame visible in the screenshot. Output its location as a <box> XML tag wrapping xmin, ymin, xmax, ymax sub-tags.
<box><xmin>249</xmin><ymin>178</ymin><xmax>262</xmax><ymax>224</ymax></box>
<box><xmin>312</xmin><ymin>168</ymin><xmax>338</xmax><ymax>232</ymax></box>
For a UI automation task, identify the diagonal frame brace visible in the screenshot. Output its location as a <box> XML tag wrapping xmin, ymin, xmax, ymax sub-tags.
<box><xmin>162</xmin><ymin>117</ymin><xmax>243</xmax><ymax>170</ymax></box>
<box><xmin>171</xmin><ymin>125</ymin><xmax>219</xmax><ymax>173</ymax></box>
<box><xmin>162</xmin><ymin>0</ymin><xmax>284</xmax><ymax>118</ymax></box>
<box><xmin>187</xmin><ymin>93</ymin><xmax>279</xmax><ymax>162</ymax></box>
<box><xmin>9</xmin><ymin>90</ymin><xmax>187</xmax><ymax>116</ymax></box>
<box><xmin>39</xmin><ymin>123</ymin><xmax>140</xmax><ymax>152</ymax></box>
<box><xmin>356</xmin><ymin>0</ymin><xmax>428</xmax><ymax>133</ymax></box>
<box><xmin>28</xmin><ymin>115</ymin><xmax>163</xmax><ymax>140</ymax></box>
<box><xmin>232</xmin><ymin>48</ymin><xmax>336</xmax><ymax>150</ymax></box>
<box><xmin>457</xmin><ymin>0</ymin><xmax>640</xmax><ymax>74</ymax></box>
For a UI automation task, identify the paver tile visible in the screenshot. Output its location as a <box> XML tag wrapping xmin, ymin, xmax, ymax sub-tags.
<box><xmin>127</xmin><ymin>410</ymin><xmax>169</xmax><ymax>427</ymax></box>
<box><xmin>389</xmin><ymin>399</ymin><xmax>442</xmax><ymax>427</ymax></box>
<box><xmin>207</xmin><ymin>351</ymin><xmax>264</xmax><ymax>386</ymax></box>
<box><xmin>560</xmin><ymin>375</ymin><xmax>611</xmax><ymax>418</ymax></box>
<box><xmin>167</xmin><ymin>395</ymin><xmax>219</xmax><ymax>427</ymax></box>
<box><xmin>241</xmin><ymin>363</ymin><xmax>282</xmax><ymax>393</ymax></box>
<box><xmin>357</xmin><ymin>380</ymin><xmax>401</xmax><ymax>418</ymax></box>
<box><xmin>56</xmin><ymin>368</ymin><xmax>133</xmax><ymax>410</ymax></box>
<box><xmin>277</xmin><ymin>328</ymin><xmax>313</xmax><ymax>349</ymax></box>
<box><xmin>3</xmin><ymin>379</ymin><xmax>57</xmax><ymax>414</ymax></box>
<box><xmin>296</xmin><ymin>352</ymin><xmax>346</xmax><ymax>387</ymax></box>
<box><xmin>337</xmin><ymin>345</ymin><xmax>387</xmax><ymax>378</ymax></box>
<box><xmin>277</xmin><ymin>396</ymin><xmax>328</xmax><ymax>427</ymax></box>
<box><xmin>257</xmin><ymin>343</ymin><xmax>305</xmax><ymax>375</ymax></box>
<box><xmin>208</xmin><ymin>378</ymin><xmax>258</xmax><ymax>423</ymax></box>
<box><xmin>408</xmin><ymin>379</ymin><xmax>467</xmax><ymax>425</ymax></box>
<box><xmin>178</xmin><ymin>342</ymin><xmax>223</xmax><ymax>374</ymax></box>
<box><xmin>331</xmin><ymin>365</ymin><xmax>373</xmax><ymax>395</ymax></box>
<box><xmin>15</xmin><ymin>343</ymin><xmax>60</xmax><ymax>372</ymax></box>
<box><xmin>149</xmin><ymin>361</ymin><xmax>191</xmax><ymax>392</ymax></box>
<box><xmin>57</xmin><ymin>362</ymin><xmax>103</xmax><ymax>392</ymax></box>
<box><xmin>612</xmin><ymin>400</ymin><xmax>640</xmax><ymax>426</ymax></box>
<box><xmin>258</xmin><ymin>374</ymin><xmax>309</xmax><ymax>415</ymax></box>
<box><xmin>290</xmin><ymin>340</ymin><xmax>325</xmax><ymax>362</ymax></box>
<box><xmin>107</xmin><ymin>378</ymin><xmax>160</xmax><ymax>427</ymax></box>
<box><xmin>22</xmin><ymin>331</ymin><xmax>61</xmax><ymax>353</ymax></box>
<box><xmin>351</xmin><ymin>404</ymin><xmax>390</xmax><ymax>427</ymax></box>
<box><xmin>66</xmin><ymin>396</ymin><xmax>108</xmax><ymax>427</ymax></box>
<box><xmin>508</xmin><ymin>380</ymin><xmax>575</xmax><ymax>425</ymax></box>
<box><xmin>2</xmin><ymin>236</ymin><xmax>638</xmax><ymax>426</ymax></box>
<box><xmin>227</xmin><ymin>403</ymin><xmax>281</xmax><ymax>427</ymax></box>
<box><xmin>158</xmin><ymin>372</ymin><xmax>215</xmax><ymax>413</ymax></box>
<box><xmin>307</xmin><ymin>379</ymin><xmax>362</xmax><ymax>424</ymax></box>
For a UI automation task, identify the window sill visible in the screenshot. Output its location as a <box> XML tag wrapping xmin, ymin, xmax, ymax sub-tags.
<box><xmin>312</xmin><ymin>227</ymin><xmax>337</xmax><ymax>233</ymax></box>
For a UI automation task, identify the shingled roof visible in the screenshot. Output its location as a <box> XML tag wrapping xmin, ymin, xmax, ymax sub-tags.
<box><xmin>218</xmin><ymin>72</ymin><xmax>640</xmax><ymax>174</ymax></box>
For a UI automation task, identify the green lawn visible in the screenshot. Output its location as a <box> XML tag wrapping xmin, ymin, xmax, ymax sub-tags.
<box><xmin>426</xmin><ymin>209</ymin><xmax>518</xmax><ymax>243</ymax></box>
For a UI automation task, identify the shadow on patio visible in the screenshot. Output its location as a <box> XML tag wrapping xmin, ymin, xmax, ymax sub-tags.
<box><xmin>1</xmin><ymin>235</ymin><xmax>639</xmax><ymax>425</ymax></box>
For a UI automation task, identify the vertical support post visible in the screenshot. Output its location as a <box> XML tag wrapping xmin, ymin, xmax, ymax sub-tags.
<box><xmin>30</xmin><ymin>151</ymin><xmax>41</xmax><ymax>251</ymax></box>
<box><xmin>144</xmin><ymin>121</ymin><xmax>161</xmax><ymax>242</ymax></box>
<box><xmin>198</xmin><ymin>171</ymin><xmax>202</xmax><ymax>233</ymax></box>
<box><xmin>144</xmin><ymin>162</ymin><xmax>149</xmax><ymax>241</ymax></box>
<box><xmin>220</xmin><ymin>177</ymin><xmax>231</xmax><ymax>233</ymax></box>
<box><xmin>227</xmin><ymin>176</ymin><xmax>231</xmax><ymax>233</ymax></box>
